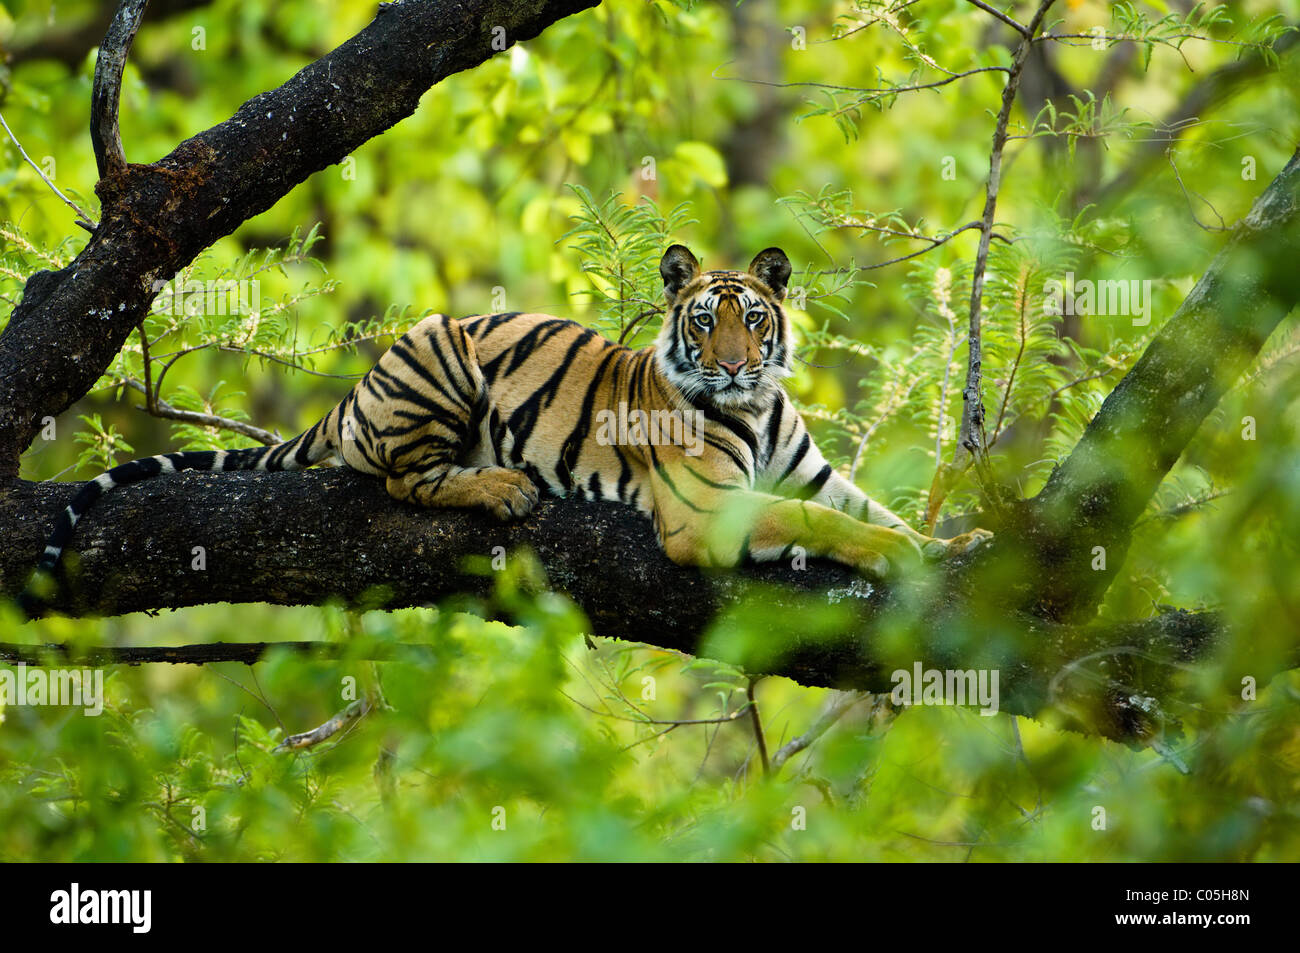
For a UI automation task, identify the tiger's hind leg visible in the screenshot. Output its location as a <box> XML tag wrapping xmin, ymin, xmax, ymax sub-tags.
<box><xmin>385</xmin><ymin>463</ymin><xmax>539</xmax><ymax>521</ymax></box>
<box><xmin>351</xmin><ymin>313</ymin><xmax>539</xmax><ymax>520</ymax></box>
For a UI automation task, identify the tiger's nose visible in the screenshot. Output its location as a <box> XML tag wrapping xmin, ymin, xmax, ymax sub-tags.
<box><xmin>718</xmin><ymin>358</ymin><xmax>746</xmax><ymax>377</ymax></box>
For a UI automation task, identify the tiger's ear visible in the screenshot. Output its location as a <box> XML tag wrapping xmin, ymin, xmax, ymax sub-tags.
<box><xmin>660</xmin><ymin>244</ymin><xmax>701</xmax><ymax>304</ymax></box>
<box><xmin>748</xmin><ymin>247</ymin><xmax>791</xmax><ymax>301</ymax></box>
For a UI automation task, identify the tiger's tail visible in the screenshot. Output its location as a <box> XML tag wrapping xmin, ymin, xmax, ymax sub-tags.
<box><xmin>17</xmin><ymin>417</ymin><xmax>338</xmax><ymax>620</ymax></box>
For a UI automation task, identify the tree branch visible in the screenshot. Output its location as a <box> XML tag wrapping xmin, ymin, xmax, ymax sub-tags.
<box><xmin>954</xmin><ymin>0</ymin><xmax>1058</xmax><ymax>474</ymax></box>
<box><xmin>89</xmin><ymin>0</ymin><xmax>149</xmax><ymax>180</ymax></box>
<box><xmin>770</xmin><ymin>690</ymin><xmax>866</xmax><ymax>770</ymax></box>
<box><xmin>0</xmin><ymin>469</ymin><xmax>1255</xmax><ymax>742</ymax></box>
<box><xmin>0</xmin><ymin>639</ymin><xmax>438</xmax><ymax>665</ymax></box>
<box><xmin>120</xmin><ymin>377</ymin><xmax>280</xmax><ymax>445</ymax></box>
<box><xmin>964</xmin><ymin>0</ymin><xmax>1029</xmax><ymax>38</ymax></box>
<box><xmin>1087</xmin><ymin>26</ymin><xmax>1299</xmax><ymax>208</ymax></box>
<box><xmin>0</xmin><ymin>111</ymin><xmax>98</xmax><ymax>232</ymax></box>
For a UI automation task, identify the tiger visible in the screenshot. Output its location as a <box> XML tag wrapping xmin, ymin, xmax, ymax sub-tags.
<box><xmin>19</xmin><ymin>244</ymin><xmax>991</xmax><ymax>618</ymax></box>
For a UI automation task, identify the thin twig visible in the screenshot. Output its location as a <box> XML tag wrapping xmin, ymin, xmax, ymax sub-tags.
<box><xmin>1038</xmin><ymin>32</ymin><xmax>1267</xmax><ymax>50</ymax></box>
<box><xmin>1041</xmin><ymin>366</ymin><xmax>1121</xmax><ymax>405</ymax></box>
<box><xmin>560</xmin><ymin>689</ymin><xmax>754</xmax><ymax>727</ymax></box>
<box><xmin>964</xmin><ymin>0</ymin><xmax>1029</xmax><ymax>37</ymax></box>
<box><xmin>120</xmin><ymin>377</ymin><xmax>280</xmax><ymax>445</ymax></box>
<box><xmin>1136</xmin><ymin>488</ymin><xmax>1231</xmax><ymax>526</ymax></box>
<box><xmin>1168</xmin><ymin>152</ymin><xmax>1229</xmax><ymax>232</ymax></box>
<box><xmin>770</xmin><ymin>690</ymin><xmax>866</xmax><ymax>771</ymax></box>
<box><xmin>828</xmin><ymin>68</ymin><xmax>1011</xmax><ymax>117</ymax></box>
<box><xmin>851</xmin><ymin>221</ymin><xmax>985</xmax><ymax>271</ymax></box>
<box><xmin>0</xmin><ymin>111</ymin><xmax>97</xmax><ymax>232</ymax></box>
<box><xmin>137</xmin><ymin>322</ymin><xmax>155</xmax><ymax>413</ymax></box>
<box><xmin>990</xmin><ymin>269</ymin><xmax>1033</xmax><ymax>444</ymax></box>
<box><xmin>955</xmin><ymin>0</ymin><xmax>1058</xmax><ymax>475</ymax></box>
<box><xmin>747</xmin><ymin>677</ymin><xmax>769</xmax><ymax>777</ymax></box>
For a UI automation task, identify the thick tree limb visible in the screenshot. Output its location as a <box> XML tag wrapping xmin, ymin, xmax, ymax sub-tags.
<box><xmin>0</xmin><ymin>470</ymin><xmax>1252</xmax><ymax>741</ymax></box>
<box><xmin>0</xmin><ymin>639</ymin><xmax>437</xmax><ymax>665</ymax></box>
<box><xmin>0</xmin><ymin>0</ymin><xmax>600</xmax><ymax>476</ymax></box>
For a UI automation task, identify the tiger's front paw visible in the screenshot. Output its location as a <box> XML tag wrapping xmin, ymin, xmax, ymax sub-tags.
<box><xmin>920</xmin><ymin>527</ymin><xmax>994</xmax><ymax>560</ymax></box>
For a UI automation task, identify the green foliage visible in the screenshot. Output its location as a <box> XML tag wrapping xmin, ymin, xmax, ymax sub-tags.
<box><xmin>1029</xmin><ymin>91</ymin><xmax>1153</xmax><ymax>162</ymax></box>
<box><xmin>5</xmin><ymin>571</ymin><xmax>1299</xmax><ymax>861</ymax></box>
<box><xmin>0</xmin><ymin>221</ymin><xmax>78</xmax><ymax>334</ymax></box>
<box><xmin>3</xmin><ymin>0</ymin><xmax>1299</xmax><ymax>861</ymax></box>
<box><xmin>163</xmin><ymin>383</ymin><xmax>257</xmax><ymax>451</ymax></box>
<box><xmin>561</xmin><ymin>185</ymin><xmax>695</xmax><ymax>346</ymax></box>
<box><xmin>1105</xmin><ymin>1</ymin><xmax>1287</xmax><ymax>70</ymax></box>
<box><xmin>71</xmin><ymin>413</ymin><xmax>134</xmax><ymax>474</ymax></box>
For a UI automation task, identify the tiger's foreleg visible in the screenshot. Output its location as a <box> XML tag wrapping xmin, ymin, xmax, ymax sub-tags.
<box><xmin>653</xmin><ymin>484</ymin><xmax>924</xmax><ymax>579</ymax></box>
<box><xmin>769</xmin><ymin>415</ymin><xmax>992</xmax><ymax>558</ymax></box>
<box><xmin>814</xmin><ymin>470</ymin><xmax>992</xmax><ymax>559</ymax></box>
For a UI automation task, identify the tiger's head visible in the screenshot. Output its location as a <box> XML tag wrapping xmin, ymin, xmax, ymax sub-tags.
<box><xmin>654</xmin><ymin>244</ymin><xmax>794</xmax><ymax>411</ymax></box>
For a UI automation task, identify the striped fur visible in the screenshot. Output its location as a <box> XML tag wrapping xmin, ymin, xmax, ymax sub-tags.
<box><xmin>19</xmin><ymin>245</ymin><xmax>990</xmax><ymax>618</ymax></box>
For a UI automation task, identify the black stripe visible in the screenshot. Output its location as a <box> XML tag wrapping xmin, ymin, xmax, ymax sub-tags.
<box><xmin>652</xmin><ymin>464</ymin><xmax>707</xmax><ymax>512</ymax></box>
<box><xmin>292</xmin><ymin>423</ymin><xmax>321</xmax><ymax>466</ymax></box>
<box><xmin>648</xmin><ymin>445</ymin><xmax>707</xmax><ymax>513</ymax></box>
<box><xmin>557</xmin><ymin>348</ymin><xmax>620</xmax><ymax>492</ymax></box>
<box><xmin>775</xmin><ymin>432</ymin><xmax>811</xmax><ymax>488</ymax></box>
<box><xmin>421</xmin><ymin>325</ymin><xmax>475</xmax><ymax>406</ymax></box>
<box><xmin>505</xmin><ymin>330</ymin><xmax>592</xmax><ymax>458</ymax></box>
<box><xmin>700</xmin><ymin>432</ymin><xmax>751</xmax><ymax>475</ymax></box>
<box><xmin>682</xmin><ymin>463</ymin><xmax>737</xmax><ymax>491</ymax></box>
<box><xmin>615</xmin><ymin>446</ymin><xmax>634</xmax><ymax>503</ymax></box>
<box><xmin>388</xmin><ymin>338</ymin><xmax>467</xmax><ymax>407</ymax></box>
<box><xmin>445</xmin><ymin>320</ymin><xmax>480</xmax><ymax>389</ymax></box>
<box><xmin>791</xmin><ymin>464</ymin><xmax>833</xmax><ymax>501</ymax></box>
<box><xmin>461</xmin><ymin>311</ymin><xmax>520</xmax><ymax>340</ymax></box>
<box><xmin>482</xmin><ymin>320</ymin><xmax>572</xmax><ymax>381</ymax></box>
<box><xmin>466</xmin><ymin>385</ymin><xmax>491</xmax><ymax>446</ymax></box>
<box><xmin>763</xmin><ymin>399</ymin><xmax>784</xmax><ymax>471</ymax></box>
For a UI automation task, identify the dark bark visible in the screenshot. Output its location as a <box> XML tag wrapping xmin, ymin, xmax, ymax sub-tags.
<box><xmin>0</xmin><ymin>469</ymin><xmax>1243</xmax><ymax>741</ymax></box>
<box><xmin>0</xmin><ymin>637</ymin><xmax>441</xmax><ymax>665</ymax></box>
<box><xmin>0</xmin><ymin>0</ymin><xmax>600</xmax><ymax>476</ymax></box>
<box><xmin>90</xmin><ymin>0</ymin><xmax>149</xmax><ymax>179</ymax></box>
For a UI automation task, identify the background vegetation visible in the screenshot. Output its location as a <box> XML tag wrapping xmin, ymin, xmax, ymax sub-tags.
<box><xmin>1</xmin><ymin>0</ymin><xmax>1298</xmax><ymax>861</ymax></box>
